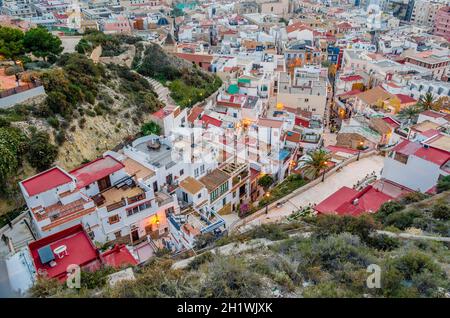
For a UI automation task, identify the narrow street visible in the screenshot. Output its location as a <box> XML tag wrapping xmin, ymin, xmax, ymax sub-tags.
<box><xmin>239</xmin><ymin>155</ymin><xmax>385</xmax><ymax>232</ymax></box>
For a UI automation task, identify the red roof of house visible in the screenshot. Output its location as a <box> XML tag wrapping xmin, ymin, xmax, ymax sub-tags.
<box><xmin>414</xmin><ymin>146</ymin><xmax>450</xmax><ymax>166</ymax></box>
<box><xmin>382</xmin><ymin>117</ymin><xmax>400</xmax><ymax>128</ymax></box>
<box><xmin>285</xmin><ymin>131</ymin><xmax>301</xmax><ymax>143</ymax></box>
<box><xmin>335</xmin><ymin>186</ymin><xmax>393</xmax><ymax>215</ymax></box>
<box><xmin>295</xmin><ymin>116</ymin><xmax>309</xmax><ymax>128</ymax></box>
<box><xmin>187</xmin><ymin>106</ymin><xmax>204</xmax><ymax>123</ymax></box>
<box><xmin>326</xmin><ymin>145</ymin><xmax>359</xmax><ymax>155</ymax></box>
<box><xmin>316</xmin><ymin>185</ymin><xmax>393</xmax><ymax>216</ymax></box>
<box><xmin>395</xmin><ymin>94</ymin><xmax>417</xmax><ymax>104</ymax></box>
<box><xmin>286</xmin><ymin>22</ymin><xmax>311</xmax><ymax>34</ymax></box>
<box><xmin>28</xmin><ymin>224</ymin><xmax>99</xmax><ymax>280</ymax></box>
<box><xmin>315</xmin><ymin>186</ymin><xmax>359</xmax><ymax>214</ymax></box>
<box><xmin>393</xmin><ymin>139</ymin><xmax>450</xmax><ymax>166</ymax></box>
<box><xmin>421</xmin><ymin>129</ymin><xmax>441</xmax><ymax>138</ymax></box>
<box><xmin>21</xmin><ymin>167</ymin><xmax>73</xmax><ymax>197</ymax></box>
<box><xmin>70</xmin><ymin>155</ymin><xmax>125</xmax><ymax>189</ymax></box>
<box><xmin>174</xmin><ymin>53</ymin><xmax>213</xmax><ymax>64</ymax></box>
<box><xmin>337</xmin><ymin>89</ymin><xmax>362</xmax><ymax>97</ymax></box>
<box><xmin>200</xmin><ymin>114</ymin><xmax>222</xmax><ymax>128</ymax></box>
<box><xmin>340</xmin><ymin>75</ymin><xmax>363</xmax><ymax>82</ymax></box>
<box><xmin>101</xmin><ymin>244</ymin><xmax>138</xmax><ymax>268</ymax></box>
<box><xmin>421</xmin><ymin>110</ymin><xmax>446</xmax><ymax>119</ymax></box>
<box><xmin>258</xmin><ymin>117</ymin><xmax>283</xmax><ymax>128</ymax></box>
<box><xmin>152</xmin><ymin>107</ymin><xmax>173</xmax><ymax>119</ymax></box>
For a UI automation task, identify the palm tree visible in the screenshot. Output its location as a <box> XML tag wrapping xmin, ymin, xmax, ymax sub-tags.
<box><xmin>417</xmin><ymin>92</ymin><xmax>436</xmax><ymax>111</ymax></box>
<box><xmin>299</xmin><ymin>149</ymin><xmax>331</xmax><ymax>180</ymax></box>
<box><xmin>397</xmin><ymin>105</ymin><xmax>421</xmax><ymax>124</ymax></box>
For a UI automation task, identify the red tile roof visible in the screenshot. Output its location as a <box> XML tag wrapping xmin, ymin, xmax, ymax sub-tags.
<box><xmin>382</xmin><ymin>117</ymin><xmax>400</xmax><ymax>128</ymax></box>
<box><xmin>326</xmin><ymin>145</ymin><xmax>359</xmax><ymax>155</ymax></box>
<box><xmin>414</xmin><ymin>146</ymin><xmax>450</xmax><ymax>166</ymax></box>
<box><xmin>340</xmin><ymin>75</ymin><xmax>363</xmax><ymax>82</ymax></box>
<box><xmin>201</xmin><ymin>114</ymin><xmax>222</xmax><ymax>128</ymax></box>
<box><xmin>421</xmin><ymin>110</ymin><xmax>446</xmax><ymax>119</ymax></box>
<box><xmin>316</xmin><ymin>185</ymin><xmax>393</xmax><ymax>216</ymax></box>
<box><xmin>421</xmin><ymin>129</ymin><xmax>441</xmax><ymax>138</ymax></box>
<box><xmin>337</xmin><ymin>22</ymin><xmax>353</xmax><ymax>29</ymax></box>
<box><xmin>393</xmin><ymin>139</ymin><xmax>450</xmax><ymax>166</ymax></box>
<box><xmin>285</xmin><ymin>131</ymin><xmax>301</xmax><ymax>143</ymax></box>
<box><xmin>286</xmin><ymin>22</ymin><xmax>311</xmax><ymax>34</ymax></box>
<box><xmin>337</xmin><ymin>89</ymin><xmax>363</xmax><ymax>97</ymax></box>
<box><xmin>174</xmin><ymin>52</ymin><xmax>213</xmax><ymax>64</ymax></box>
<box><xmin>70</xmin><ymin>155</ymin><xmax>124</xmax><ymax>189</ymax></box>
<box><xmin>258</xmin><ymin>117</ymin><xmax>283</xmax><ymax>128</ymax></box>
<box><xmin>315</xmin><ymin>186</ymin><xmax>358</xmax><ymax>214</ymax></box>
<box><xmin>395</xmin><ymin>94</ymin><xmax>417</xmax><ymax>104</ymax></box>
<box><xmin>295</xmin><ymin>116</ymin><xmax>309</xmax><ymax>128</ymax></box>
<box><xmin>21</xmin><ymin>167</ymin><xmax>73</xmax><ymax>196</ymax></box>
<box><xmin>187</xmin><ymin>106</ymin><xmax>204</xmax><ymax>123</ymax></box>
<box><xmin>101</xmin><ymin>244</ymin><xmax>138</xmax><ymax>268</ymax></box>
<box><xmin>29</xmin><ymin>224</ymin><xmax>99</xmax><ymax>280</ymax></box>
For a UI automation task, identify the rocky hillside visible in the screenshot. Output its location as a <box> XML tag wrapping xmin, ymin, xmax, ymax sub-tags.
<box><xmin>0</xmin><ymin>36</ymin><xmax>221</xmax><ymax>214</ymax></box>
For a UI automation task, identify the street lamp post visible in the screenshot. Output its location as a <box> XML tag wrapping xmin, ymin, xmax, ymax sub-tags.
<box><xmin>357</xmin><ymin>141</ymin><xmax>363</xmax><ymax>161</ymax></box>
<box><xmin>265</xmin><ymin>192</ymin><xmax>270</xmax><ymax>214</ymax></box>
<box><xmin>321</xmin><ymin>161</ymin><xmax>328</xmax><ymax>182</ymax></box>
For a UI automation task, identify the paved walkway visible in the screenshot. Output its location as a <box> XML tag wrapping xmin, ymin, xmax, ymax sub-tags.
<box><xmin>240</xmin><ymin>155</ymin><xmax>385</xmax><ymax>231</ymax></box>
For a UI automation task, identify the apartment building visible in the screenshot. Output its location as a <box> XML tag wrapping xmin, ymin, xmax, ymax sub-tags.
<box><xmin>410</xmin><ymin>0</ymin><xmax>449</xmax><ymax>27</ymax></box>
<box><xmin>402</xmin><ymin>49</ymin><xmax>450</xmax><ymax>80</ymax></box>
<box><xmin>381</xmin><ymin>133</ymin><xmax>450</xmax><ymax>192</ymax></box>
<box><xmin>276</xmin><ymin>66</ymin><xmax>328</xmax><ymax>117</ymax></box>
<box><xmin>433</xmin><ymin>6</ymin><xmax>450</xmax><ymax>41</ymax></box>
<box><xmin>19</xmin><ymin>154</ymin><xmax>180</xmax><ymax>244</ymax></box>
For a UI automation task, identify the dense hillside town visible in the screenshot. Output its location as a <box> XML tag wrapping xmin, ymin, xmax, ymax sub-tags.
<box><xmin>0</xmin><ymin>0</ymin><xmax>449</xmax><ymax>300</ymax></box>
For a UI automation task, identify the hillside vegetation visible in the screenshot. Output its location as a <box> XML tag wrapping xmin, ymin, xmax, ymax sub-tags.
<box><xmin>135</xmin><ymin>43</ymin><xmax>222</xmax><ymax>107</ymax></box>
<box><xmin>0</xmin><ymin>34</ymin><xmax>221</xmax><ymax>215</ymax></box>
<box><xmin>30</xmin><ymin>191</ymin><xmax>450</xmax><ymax>298</ymax></box>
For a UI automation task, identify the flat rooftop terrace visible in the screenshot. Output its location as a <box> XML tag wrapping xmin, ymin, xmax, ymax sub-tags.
<box><xmin>28</xmin><ymin>225</ymin><xmax>99</xmax><ymax>280</ymax></box>
<box><xmin>134</xmin><ymin>140</ymin><xmax>175</xmax><ymax>169</ymax></box>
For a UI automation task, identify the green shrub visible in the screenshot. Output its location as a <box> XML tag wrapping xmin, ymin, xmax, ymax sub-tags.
<box><xmin>187</xmin><ymin>251</ymin><xmax>214</xmax><ymax>270</ymax></box>
<box><xmin>4</xmin><ymin>65</ymin><xmax>22</xmax><ymax>76</ymax></box>
<box><xmin>384</xmin><ymin>208</ymin><xmax>422</xmax><ymax>230</ymax></box>
<box><xmin>432</xmin><ymin>203</ymin><xmax>450</xmax><ymax>220</ymax></box>
<box><xmin>314</xmin><ymin>214</ymin><xmax>379</xmax><ymax>242</ymax></box>
<box><xmin>27</xmin><ymin>130</ymin><xmax>58</xmax><ymax>171</ymax></box>
<box><xmin>437</xmin><ymin>176</ymin><xmax>450</xmax><ymax>193</ymax></box>
<box><xmin>400</xmin><ymin>192</ymin><xmax>428</xmax><ymax>205</ymax></box>
<box><xmin>258</xmin><ymin>174</ymin><xmax>306</xmax><ymax>207</ymax></box>
<box><xmin>199</xmin><ymin>257</ymin><xmax>263</xmax><ymax>298</ymax></box>
<box><xmin>0</xmin><ymin>117</ymin><xmax>11</xmax><ymax>127</ymax></box>
<box><xmin>55</xmin><ymin>130</ymin><xmax>66</xmax><ymax>145</ymax></box>
<box><xmin>141</xmin><ymin>121</ymin><xmax>161</xmax><ymax>136</ymax></box>
<box><xmin>47</xmin><ymin>116</ymin><xmax>59</xmax><ymax>129</ymax></box>
<box><xmin>80</xmin><ymin>267</ymin><xmax>116</xmax><ymax>289</ymax></box>
<box><xmin>376</xmin><ymin>201</ymin><xmax>405</xmax><ymax>222</ymax></box>
<box><xmin>366</xmin><ymin>234</ymin><xmax>400</xmax><ymax>251</ymax></box>
<box><xmin>257</xmin><ymin>174</ymin><xmax>274</xmax><ymax>189</ymax></box>
<box><xmin>245</xmin><ymin>224</ymin><xmax>289</xmax><ymax>241</ymax></box>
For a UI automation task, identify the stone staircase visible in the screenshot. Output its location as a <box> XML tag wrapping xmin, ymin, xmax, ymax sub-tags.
<box><xmin>146</xmin><ymin>77</ymin><xmax>175</xmax><ymax>106</ymax></box>
<box><xmin>12</xmin><ymin>232</ymin><xmax>34</xmax><ymax>252</ymax></box>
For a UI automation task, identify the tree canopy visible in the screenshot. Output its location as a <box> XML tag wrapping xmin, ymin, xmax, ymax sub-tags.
<box><xmin>0</xmin><ymin>26</ymin><xmax>25</xmax><ymax>60</ymax></box>
<box><xmin>141</xmin><ymin>121</ymin><xmax>162</xmax><ymax>136</ymax></box>
<box><xmin>27</xmin><ymin>130</ymin><xmax>58</xmax><ymax>171</ymax></box>
<box><xmin>258</xmin><ymin>174</ymin><xmax>274</xmax><ymax>189</ymax></box>
<box><xmin>417</xmin><ymin>92</ymin><xmax>437</xmax><ymax>111</ymax></box>
<box><xmin>299</xmin><ymin>149</ymin><xmax>331</xmax><ymax>179</ymax></box>
<box><xmin>23</xmin><ymin>27</ymin><xmax>63</xmax><ymax>61</ymax></box>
